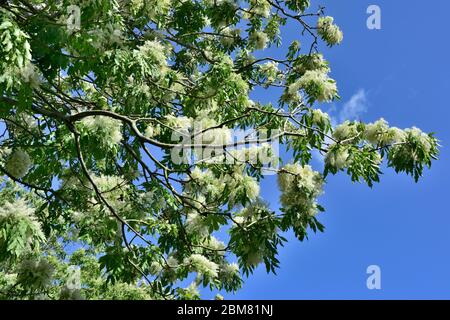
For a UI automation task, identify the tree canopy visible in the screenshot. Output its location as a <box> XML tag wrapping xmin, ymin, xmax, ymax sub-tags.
<box><xmin>0</xmin><ymin>0</ymin><xmax>439</xmax><ymax>300</ymax></box>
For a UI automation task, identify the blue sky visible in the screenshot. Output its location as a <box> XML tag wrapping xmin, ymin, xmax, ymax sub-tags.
<box><xmin>207</xmin><ymin>0</ymin><xmax>450</xmax><ymax>299</ymax></box>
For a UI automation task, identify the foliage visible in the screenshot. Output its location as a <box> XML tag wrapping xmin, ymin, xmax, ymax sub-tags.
<box><xmin>0</xmin><ymin>0</ymin><xmax>439</xmax><ymax>300</ymax></box>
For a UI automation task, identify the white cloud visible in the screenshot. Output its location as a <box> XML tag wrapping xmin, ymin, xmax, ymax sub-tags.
<box><xmin>338</xmin><ymin>89</ymin><xmax>368</xmax><ymax>123</ymax></box>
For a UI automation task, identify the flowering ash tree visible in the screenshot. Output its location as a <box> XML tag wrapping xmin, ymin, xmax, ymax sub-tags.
<box><xmin>0</xmin><ymin>0</ymin><xmax>439</xmax><ymax>300</ymax></box>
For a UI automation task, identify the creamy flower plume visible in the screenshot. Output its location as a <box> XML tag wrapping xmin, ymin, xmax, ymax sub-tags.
<box><xmin>332</xmin><ymin>121</ymin><xmax>359</xmax><ymax>141</ymax></box>
<box><xmin>317</xmin><ymin>16</ymin><xmax>343</xmax><ymax>46</ymax></box>
<box><xmin>325</xmin><ymin>145</ymin><xmax>350</xmax><ymax>170</ymax></box>
<box><xmin>81</xmin><ymin>116</ymin><xmax>123</xmax><ymax>146</ymax></box>
<box><xmin>278</xmin><ymin>164</ymin><xmax>324</xmax><ymax>215</ymax></box>
<box><xmin>5</xmin><ymin>149</ymin><xmax>32</xmax><ymax>179</ymax></box>
<box><xmin>250</xmin><ymin>31</ymin><xmax>269</xmax><ymax>50</ymax></box>
<box><xmin>289</xmin><ymin>69</ymin><xmax>338</xmax><ymax>103</ymax></box>
<box><xmin>364</xmin><ymin>118</ymin><xmax>406</xmax><ymax>146</ymax></box>
<box><xmin>17</xmin><ymin>258</ymin><xmax>54</xmax><ymax>289</ymax></box>
<box><xmin>185</xmin><ymin>254</ymin><xmax>219</xmax><ymax>279</ymax></box>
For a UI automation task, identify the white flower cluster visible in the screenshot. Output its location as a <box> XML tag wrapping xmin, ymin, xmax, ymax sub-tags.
<box><xmin>21</xmin><ymin>62</ymin><xmax>41</xmax><ymax>88</ymax></box>
<box><xmin>60</xmin><ymin>286</ymin><xmax>83</xmax><ymax>300</ymax></box>
<box><xmin>5</xmin><ymin>148</ymin><xmax>32</xmax><ymax>179</ymax></box>
<box><xmin>221</xmin><ymin>262</ymin><xmax>239</xmax><ymax>280</ymax></box>
<box><xmin>221</xmin><ymin>27</ymin><xmax>241</xmax><ymax>47</ymax></box>
<box><xmin>192</xmin><ymin>116</ymin><xmax>232</xmax><ymax>145</ymax></box>
<box><xmin>249</xmin><ymin>0</ymin><xmax>271</xmax><ymax>18</ymax></box>
<box><xmin>189</xmin><ymin>166</ymin><xmax>213</xmax><ymax>182</ymax></box>
<box><xmin>104</xmin><ymin>282</ymin><xmax>153</xmax><ymax>300</ymax></box>
<box><xmin>17</xmin><ymin>258</ymin><xmax>54</xmax><ymax>289</ymax></box>
<box><xmin>184</xmin><ymin>282</ymin><xmax>200</xmax><ymax>298</ymax></box>
<box><xmin>406</xmin><ymin>127</ymin><xmax>433</xmax><ymax>153</ymax></box>
<box><xmin>91</xmin><ymin>175</ymin><xmax>130</xmax><ymax>212</ymax></box>
<box><xmin>149</xmin><ymin>260</ymin><xmax>163</xmax><ymax>275</ymax></box>
<box><xmin>0</xmin><ymin>199</ymin><xmax>44</xmax><ymax>260</ymax></box>
<box><xmin>81</xmin><ymin>116</ymin><xmax>123</xmax><ymax>146</ymax></box>
<box><xmin>130</xmin><ymin>0</ymin><xmax>171</xmax><ymax>19</ymax></box>
<box><xmin>187</xmin><ymin>167</ymin><xmax>223</xmax><ymax>198</ymax></box>
<box><xmin>325</xmin><ymin>146</ymin><xmax>350</xmax><ymax>170</ymax></box>
<box><xmin>186</xmin><ymin>166</ymin><xmax>260</xmax><ymax>207</ymax></box>
<box><xmin>364</xmin><ymin>118</ymin><xmax>406</xmax><ymax>146</ymax></box>
<box><xmin>138</xmin><ymin>40</ymin><xmax>168</xmax><ymax>67</ymax></box>
<box><xmin>144</xmin><ymin>124</ymin><xmax>161</xmax><ymax>139</ymax></box>
<box><xmin>205</xmin><ymin>236</ymin><xmax>226</xmax><ymax>252</ymax></box>
<box><xmin>166</xmin><ymin>255</ymin><xmax>179</xmax><ymax>269</ymax></box>
<box><xmin>249</xmin><ymin>31</ymin><xmax>269</xmax><ymax>50</ymax></box>
<box><xmin>259</xmin><ymin>61</ymin><xmax>279</xmax><ymax>85</ymax></box>
<box><xmin>61</xmin><ymin>173</ymin><xmax>129</xmax><ymax>219</ymax></box>
<box><xmin>204</xmin><ymin>0</ymin><xmax>238</xmax><ymax>26</ymax></box>
<box><xmin>88</xmin><ymin>23</ymin><xmax>124</xmax><ymax>49</ymax></box>
<box><xmin>185</xmin><ymin>211</ymin><xmax>210</xmax><ymax>238</ymax></box>
<box><xmin>317</xmin><ymin>16</ymin><xmax>343</xmax><ymax>46</ymax></box>
<box><xmin>278</xmin><ymin>164</ymin><xmax>324</xmax><ymax>215</ymax></box>
<box><xmin>0</xmin><ymin>146</ymin><xmax>11</xmax><ymax>159</ymax></box>
<box><xmin>332</xmin><ymin>121</ymin><xmax>359</xmax><ymax>141</ymax></box>
<box><xmin>0</xmin><ymin>198</ymin><xmax>37</xmax><ymax>222</ymax></box>
<box><xmin>0</xmin><ymin>18</ymin><xmax>32</xmax><ymax>89</ymax></box>
<box><xmin>92</xmin><ymin>174</ymin><xmax>125</xmax><ymax>193</ymax></box>
<box><xmin>312</xmin><ymin>108</ymin><xmax>330</xmax><ymax>126</ymax></box>
<box><xmin>59</xmin><ymin>266</ymin><xmax>83</xmax><ymax>299</ymax></box>
<box><xmin>227</xmin><ymin>143</ymin><xmax>276</xmax><ymax>165</ymax></box>
<box><xmin>225</xmin><ymin>171</ymin><xmax>260</xmax><ymax>205</ymax></box>
<box><xmin>165</xmin><ymin>115</ymin><xmax>192</xmax><ymax>133</ymax></box>
<box><xmin>233</xmin><ymin>200</ymin><xmax>267</xmax><ymax>228</ymax></box>
<box><xmin>294</xmin><ymin>53</ymin><xmax>329</xmax><ymax>75</ymax></box>
<box><xmin>289</xmin><ymin>69</ymin><xmax>338</xmax><ymax>102</ymax></box>
<box><xmin>233</xmin><ymin>204</ymin><xmax>276</xmax><ymax>267</ymax></box>
<box><xmin>184</xmin><ymin>254</ymin><xmax>219</xmax><ymax>279</ymax></box>
<box><xmin>387</xmin><ymin>126</ymin><xmax>435</xmax><ymax>167</ymax></box>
